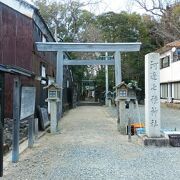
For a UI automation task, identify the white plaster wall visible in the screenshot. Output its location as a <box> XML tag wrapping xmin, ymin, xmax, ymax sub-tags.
<box><xmin>171</xmin><ymin>61</ymin><xmax>180</xmax><ymax>82</ymax></box>
<box><xmin>160</xmin><ymin>67</ymin><xmax>171</xmax><ymax>83</ymax></box>
<box><xmin>160</xmin><ymin>49</ymin><xmax>180</xmax><ymax>83</ymax></box>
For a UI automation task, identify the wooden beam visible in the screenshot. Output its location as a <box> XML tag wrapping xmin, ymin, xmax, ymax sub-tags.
<box><xmin>36</xmin><ymin>42</ymin><xmax>141</xmax><ymax>52</ymax></box>
<box><xmin>63</xmin><ymin>60</ymin><xmax>115</xmax><ymax>65</ymax></box>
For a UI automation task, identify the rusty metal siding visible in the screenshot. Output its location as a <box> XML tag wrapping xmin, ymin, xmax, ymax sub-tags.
<box><xmin>4</xmin><ymin>74</ymin><xmax>34</xmax><ymax>117</ymax></box>
<box><xmin>0</xmin><ymin>5</ymin><xmax>2</xmax><ymax>64</ymax></box>
<box><xmin>0</xmin><ymin>3</ymin><xmax>34</xmax><ymax>117</ymax></box>
<box><xmin>32</xmin><ymin>22</ymin><xmax>56</xmax><ymax>77</ymax></box>
<box><xmin>0</xmin><ymin>2</ymin><xmax>57</xmax><ymax>117</ymax></box>
<box><xmin>1</xmin><ymin>3</ymin><xmax>33</xmax><ymax>71</ymax></box>
<box><xmin>4</xmin><ymin>74</ymin><xmax>13</xmax><ymax>117</ymax></box>
<box><xmin>2</xmin><ymin>5</ymin><xmax>16</xmax><ymax>37</ymax></box>
<box><xmin>2</xmin><ymin>5</ymin><xmax>16</xmax><ymax>65</ymax></box>
<box><xmin>32</xmin><ymin>22</ymin><xmax>56</xmax><ymax>107</ymax></box>
<box><xmin>16</xmin><ymin>12</ymin><xmax>33</xmax><ymax>70</ymax></box>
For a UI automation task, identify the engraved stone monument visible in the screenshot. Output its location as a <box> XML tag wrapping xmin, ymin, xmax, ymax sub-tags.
<box><xmin>145</xmin><ymin>53</ymin><xmax>160</xmax><ymax>137</ymax></box>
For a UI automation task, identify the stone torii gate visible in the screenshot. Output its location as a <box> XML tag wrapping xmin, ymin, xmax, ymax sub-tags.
<box><xmin>36</xmin><ymin>42</ymin><xmax>141</xmax><ymax>119</ymax></box>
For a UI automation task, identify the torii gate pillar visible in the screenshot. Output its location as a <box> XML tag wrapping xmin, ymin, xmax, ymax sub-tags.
<box><xmin>115</xmin><ymin>51</ymin><xmax>122</xmax><ymax>129</ymax></box>
<box><xmin>56</xmin><ymin>51</ymin><xmax>64</xmax><ymax>118</ymax></box>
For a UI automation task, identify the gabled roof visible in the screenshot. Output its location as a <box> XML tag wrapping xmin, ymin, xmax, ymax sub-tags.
<box><xmin>44</xmin><ymin>83</ymin><xmax>62</xmax><ymax>89</ymax></box>
<box><xmin>156</xmin><ymin>40</ymin><xmax>180</xmax><ymax>54</ymax></box>
<box><xmin>114</xmin><ymin>81</ymin><xmax>128</xmax><ymax>89</ymax></box>
<box><xmin>166</xmin><ymin>40</ymin><xmax>180</xmax><ymax>48</ymax></box>
<box><xmin>16</xmin><ymin>0</ymin><xmax>37</xmax><ymax>10</ymax></box>
<box><xmin>114</xmin><ymin>81</ymin><xmax>141</xmax><ymax>91</ymax></box>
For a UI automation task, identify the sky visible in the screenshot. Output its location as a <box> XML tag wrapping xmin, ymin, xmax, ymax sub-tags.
<box><xmin>83</xmin><ymin>0</ymin><xmax>145</xmax><ymax>15</ymax></box>
<box><xmin>26</xmin><ymin>0</ymin><xmax>146</xmax><ymax>15</ymax></box>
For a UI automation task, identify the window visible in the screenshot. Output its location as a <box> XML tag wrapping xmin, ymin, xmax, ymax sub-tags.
<box><xmin>160</xmin><ymin>56</ymin><xmax>170</xmax><ymax>69</ymax></box>
<box><xmin>173</xmin><ymin>48</ymin><xmax>180</xmax><ymax>62</ymax></box>
<box><xmin>40</xmin><ymin>64</ymin><xmax>46</xmax><ymax>85</ymax></box>
<box><xmin>161</xmin><ymin>84</ymin><xmax>168</xmax><ymax>98</ymax></box>
<box><xmin>42</xmin><ymin>35</ymin><xmax>47</xmax><ymax>43</ymax></box>
<box><xmin>41</xmin><ymin>65</ymin><xmax>46</xmax><ymax>78</ymax></box>
<box><xmin>174</xmin><ymin>82</ymin><xmax>180</xmax><ymax>100</ymax></box>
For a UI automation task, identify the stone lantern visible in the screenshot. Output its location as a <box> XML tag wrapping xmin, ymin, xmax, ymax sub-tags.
<box><xmin>44</xmin><ymin>83</ymin><xmax>62</xmax><ymax>133</ymax></box>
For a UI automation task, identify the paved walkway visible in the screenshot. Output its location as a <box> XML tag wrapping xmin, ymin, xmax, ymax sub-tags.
<box><xmin>2</xmin><ymin>106</ymin><xmax>180</xmax><ymax>180</ymax></box>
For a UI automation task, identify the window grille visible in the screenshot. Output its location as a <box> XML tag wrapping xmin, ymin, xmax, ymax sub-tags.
<box><xmin>160</xmin><ymin>56</ymin><xmax>170</xmax><ymax>69</ymax></box>
<box><xmin>161</xmin><ymin>83</ymin><xmax>168</xmax><ymax>98</ymax></box>
<box><xmin>174</xmin><ymin>82</ymin><xmax>180</xmax><ymax>100</ymax></box>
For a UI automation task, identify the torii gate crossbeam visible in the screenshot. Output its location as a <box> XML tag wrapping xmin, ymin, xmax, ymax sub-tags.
<box><xmin>63</xmin><ymin>60</ymin><xmax>115</xmax><ymax>65</ymax></box>
<box><xmin>36</xmin><ymin>42</ymin><xmax>141</xmax><ymax>52</ymax></box>
<box><xmin>36</xmin><ymin>42</ymin><xmax>141</xmax><ymax>118</ymax></box>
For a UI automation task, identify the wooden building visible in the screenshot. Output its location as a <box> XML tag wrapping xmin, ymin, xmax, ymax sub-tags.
<box><xmin>0</xmin><ymin>0</ymin><xmax>74</xmax><ymax>118</ymax></box>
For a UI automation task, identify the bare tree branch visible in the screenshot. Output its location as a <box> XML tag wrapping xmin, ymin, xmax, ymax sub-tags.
<box><xmin>134</xmin><ymin>0</ymin><xmax>180</xmax><ymax>43</ymax></box>
<box><xmin>135</xmin><ymin>0</ymin><xmax>166</xmax><ymax>16</ymax></box>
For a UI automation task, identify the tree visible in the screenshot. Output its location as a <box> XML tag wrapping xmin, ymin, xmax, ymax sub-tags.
<box><xmin>96</xmin><ymin>11</ymin><xmax>160</xmax><ymax>94</ymax></box>
<box><xmin>33</xmin><ymin>0</ymin><xmax>162</xmax><ymax>98</ymax></box>
<box><xmin>33</xmin><ymin>0</ymin><xmax>103</xmax><ymax>95</ymax></box>
<box><xmin>33</xmin><ymin>0</ymin><xmax>100</xmax><ymax>42</ymax></box>
<box><xmin>134</xmin><ymin>0</ymin><xmax>180</xmax><ymax>43</ymax></box>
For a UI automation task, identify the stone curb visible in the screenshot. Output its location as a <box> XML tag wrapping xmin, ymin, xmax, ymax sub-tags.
<box><xmin>3</xmin><ymin>127</ymin><xmax>50</xmax><ymax>170</ymax></box>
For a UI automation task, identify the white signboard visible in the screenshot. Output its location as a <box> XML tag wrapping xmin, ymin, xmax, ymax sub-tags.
<box><xmin>20</xmin><ymin>87</ymin><xmax>36</xmax><ymax>120</ymax></box>
<box><xmin>145</xmin><ymin>53</ymin><xmax>160</xmax><ymax>137</ymax></box>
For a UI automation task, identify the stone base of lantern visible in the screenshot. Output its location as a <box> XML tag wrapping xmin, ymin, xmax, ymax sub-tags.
<box><xmin>142</xmin><ymin>136</ymin><xmax>169</xmax><ymax>147</ymax></box>
<box><xmin>117</xmin><ymin>123</ymin><xmax>127</xmax><ymax>135</ymax></box>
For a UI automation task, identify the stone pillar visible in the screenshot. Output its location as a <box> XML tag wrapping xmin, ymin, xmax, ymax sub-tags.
<box><xmin>50</xmin><ymin>101</ymin><xmax>58</xmax><ymax>134</ymax></box>
<box><xmin>34</xmin><ymin>118</ymin><xmax>39</xmax><ymax>140</ymax></box>
<box><xmin>118</xmin><ymin>100</ymin><xmax>126</xmax><ymax>134</ymax></box>
<box><xmin>145</xmin><ymin>53</ymin><xmax>160</xmax><ymax>137</ymax></box>
<box><xmin>105</xmin><ymin>52</ymin><xmax>109</xmax><ymax>106</ymax></box>
<box><xmin>115</xmin><ymin>51</ymin><xmax>122</xmax><ymax>131</ymax></box>
<box><xmin>108</xmin><ymin>99</ymin><xmax>111</xmax><ymax>107</ymax></box>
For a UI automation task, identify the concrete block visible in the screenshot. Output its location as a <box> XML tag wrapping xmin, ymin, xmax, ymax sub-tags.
<box><xmin>143</xmin><ymin>137</ymin><xmax>169</xmax><ymax>147</ymax></box>
<box><xmin>162</xmin><ymin>131</ymin><xmax>180</xmax><ymax>138</ymax></box>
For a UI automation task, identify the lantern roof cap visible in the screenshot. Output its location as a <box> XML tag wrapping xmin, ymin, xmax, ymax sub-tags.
<box><xmin>44</xmin><ymin>83</ymin><xmax>62</xmax><ymax>89</ymax></box>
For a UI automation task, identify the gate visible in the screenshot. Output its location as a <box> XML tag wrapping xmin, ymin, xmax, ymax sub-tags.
<box><xmin>36</xmin><ymin>42</ymin><xmax>141</xmax><ymax>119</ymax></box>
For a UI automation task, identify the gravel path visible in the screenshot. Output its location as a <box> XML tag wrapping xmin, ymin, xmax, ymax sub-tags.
<box><xmin>3</xmin><ymin>106</ymin><xmax>180</xmax><ymax>180</ymax></box>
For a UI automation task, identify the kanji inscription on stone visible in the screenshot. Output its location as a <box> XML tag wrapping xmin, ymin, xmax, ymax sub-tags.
<box><xmin>145</xmin><ymin>53</ymin><xmax>160</xmax><ymax>137</ymax></box>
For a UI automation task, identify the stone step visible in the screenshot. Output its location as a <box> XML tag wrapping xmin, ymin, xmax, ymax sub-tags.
<box><xmin>78</xmin><ymin>101</ymin><xmax>101</xmax><ymax>106</ymax></box>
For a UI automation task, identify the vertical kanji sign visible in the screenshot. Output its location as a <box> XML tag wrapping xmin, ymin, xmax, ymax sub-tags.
<box><xmin>145</xmin><ymin>53</ymin><xmax>161</xmax><ymax>137</ymax></box>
